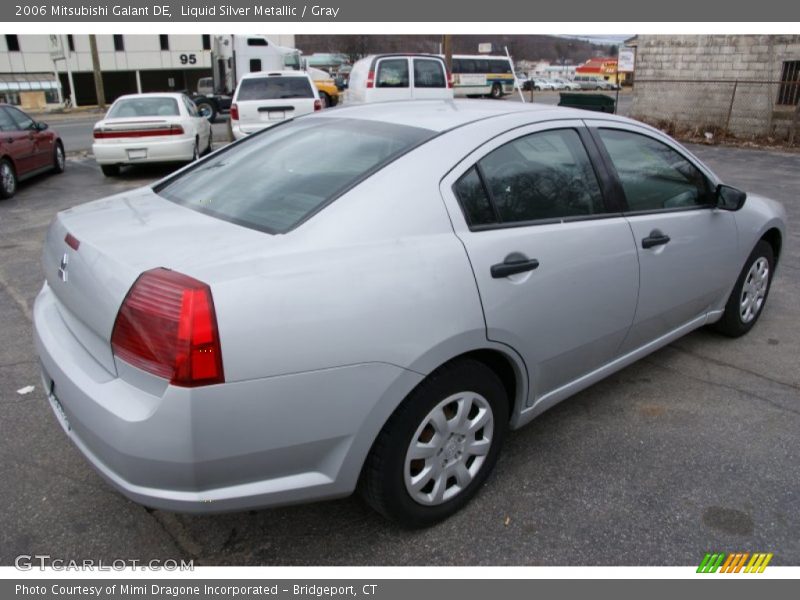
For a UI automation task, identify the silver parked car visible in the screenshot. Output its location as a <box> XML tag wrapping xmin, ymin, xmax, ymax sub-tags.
<box><xmin>34</xmin><ymin>101</ymin><xmax>786</xmax><ymax>527</ymax></box>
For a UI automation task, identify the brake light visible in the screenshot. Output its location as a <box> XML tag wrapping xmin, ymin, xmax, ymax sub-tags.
<box><xmin>314</xmin><ymin>99</ymin><xmax>322</xmax><ymax>111</ymax></box>
<box><xmin>230</xmin><ymin>103</ymin><xmax>239</xmax><ymax>120</ymax></box>
<box><xmin>366</xmin><ymin>70</ymin><xmax>375</xmax><ymax>88</ymax></box>
<box><xmin>93</xmin><ymin>125</ymin><xmax>184</xmax><ymax>139</ymax></box>
<box><xmin>111</xmin><ymin>268</ymin><xmax>224</xmax><ymax>387</ymax></box>
<box><xmin>64</xmin><ymin>233</ymin><xmax>80</xmax><ymax>251</ymax></box>
<box><xmin>447</xmin><ymin>71</ymin><xmax>453</xmax><ymax>89</ymax></box>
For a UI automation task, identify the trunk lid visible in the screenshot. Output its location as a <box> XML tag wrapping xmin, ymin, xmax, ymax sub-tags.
<box><xmin>42</xmin><ymin>187</ymin><xmax>275</xmax><ymax>375</ymax></box>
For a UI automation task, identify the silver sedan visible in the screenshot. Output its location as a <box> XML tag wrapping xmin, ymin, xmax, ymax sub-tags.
<box><xmin>34</xmin><ymin>100</ymin><xmax>786</xmax><ymax>527</ymax></box>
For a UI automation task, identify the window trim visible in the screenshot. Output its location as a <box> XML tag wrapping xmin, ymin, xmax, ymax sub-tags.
<box><xmin>450</xmin><ymin>125</ymin><xmax>619</xmax><ymax>232</ymax></box>
<box><xmin>586</xmin><ymin>125</ymin><xmax>717</xmax><ymax>215</ymax></box>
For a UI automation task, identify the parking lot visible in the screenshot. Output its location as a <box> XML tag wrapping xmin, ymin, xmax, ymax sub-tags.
<box><xmin>0</xmin><ymin>133</ymin><xmax>798</xmax><ymax>566</ymax></box>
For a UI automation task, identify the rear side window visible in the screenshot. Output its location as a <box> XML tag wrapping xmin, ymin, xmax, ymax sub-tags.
<box><xmin>236</xmin><ymin>77</ymin><xmax>314</xmax><ymax>101</ymax></box>
<box><xmin>376</xmin><ymin>59</ymin><xmax>409</xmax><ymax>88</ymax></box>
<box><xmin>157</xmin><ymin>118</ymin><xmax>435</xmax><ymax>234</ymax></box>
<box><xmin>413</xmin><ymin>59</ymin><xmax>446</xmax><ymax>88</ymax></box>
<box><xmin>453</xmin><ymin>129</ymin><xmax>605</xmax><ymax>227</ymax></box>
<box><xmin>108</xmin><ymin>97</ymin><xmax>179</xmax><ymax>118</ymax></box>
<box><xmin>596</xmin><ymin>129</ymin><xmax>712</xmax><ymax>211</ymax></box>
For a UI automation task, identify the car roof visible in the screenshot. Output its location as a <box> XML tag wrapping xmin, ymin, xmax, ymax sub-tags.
<box><xmin>240</xmin><ymin>70</ymin><xmax>310</xmax><ymax>79</ymax></box>
<box><xmin>317</xmin><ymin>99</ymin><xmax>635</xmax><ymax>133</ymax></box>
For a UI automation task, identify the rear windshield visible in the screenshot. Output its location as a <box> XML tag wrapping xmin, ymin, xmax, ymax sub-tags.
<box><xmin>156</xmin><ymin>118</ymin><xmax>435</xmax><ymax>233</ymax></box>
<box><xmin>107</xmin><ymin>97</ymin><xmax>179</xmax><ymax>118</ymax></box>
<box><xmin>236</xmin><ymin>77</ymin><xmax>314</xmax><ymax>101</ymax></box>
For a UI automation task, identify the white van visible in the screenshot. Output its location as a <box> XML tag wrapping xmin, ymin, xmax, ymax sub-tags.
<box><xmin>230</xmin><ymin>71</ymin><xmax>321</xmax><ymax>140</ymax></box>
<box><xmin>346</xmin><ymin>54</ymin><xmax>453</xmax><ymax>103</ymax></box>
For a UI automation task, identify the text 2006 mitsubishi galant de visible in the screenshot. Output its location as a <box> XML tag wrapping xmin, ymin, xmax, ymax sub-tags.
<box><xmin>34</xmin><ymin>100</ymin><xmax>786</xmax><ymax>527</ymax></box>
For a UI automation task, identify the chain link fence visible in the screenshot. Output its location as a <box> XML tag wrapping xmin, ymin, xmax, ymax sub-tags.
<box><xmin>629</xmin><ymin>78</ymin><xmax>800</xmax><ymax>147</ymax></box>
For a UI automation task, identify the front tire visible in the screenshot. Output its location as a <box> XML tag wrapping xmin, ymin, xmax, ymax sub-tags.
<box><xmin>490</xmin><ymin>83</ymin><xmax>503</xmax><ymax>99</ymax></box>
<box><xmin>52</xmin><ymin>141</ymin><xmax>65</xmax><ymax>174</ymax></box>
<box><xmin>0</xmin><ymin>158</ymin><xmax>18</xmax><ymax>199</ymax></box>
<box><xmin>319</xmin><ymin>91</ymin><xmax>331</xmax><ymax>108</ymax></box>
<box><xmin>360</xmin><ymin>359</ymin><xmax>509</xmax><ymax>527</ymax></box>
<box><xmin>196</xmin><ymin>100</ymin><xmax>217</xmax><ymax>123</ymax></box>
<box><xmin>711</xmin><ymin>240</ymin><xmax>774</xmax><ymax>337</ymax></box>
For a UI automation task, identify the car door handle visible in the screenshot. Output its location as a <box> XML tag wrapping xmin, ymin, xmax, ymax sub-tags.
<box><xmin>491</xmin><ymin>253</ymin><xmax>540</xmax><ymax>278</ymax></box>
<box><xmin>641</xmin><ymin>230</ymin><xmax>671</xmax><ymax>249</ymax></box>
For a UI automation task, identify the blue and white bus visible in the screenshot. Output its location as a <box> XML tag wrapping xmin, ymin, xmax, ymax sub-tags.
<box><xmin>448</xmin><ymin>55</ymin><xmax>516</xmax><ymax>98</ymax></box>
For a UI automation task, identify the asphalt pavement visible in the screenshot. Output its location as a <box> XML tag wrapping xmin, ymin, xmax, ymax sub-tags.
<box><xmin>0</xmin><ymin>141</ymin><xmax>797</xmax><ymax>566</ymax></box>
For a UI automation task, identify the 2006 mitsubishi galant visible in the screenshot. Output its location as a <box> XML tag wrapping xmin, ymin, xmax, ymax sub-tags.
<box><xmin>34</xmin><ymin>100</ymin><xmax>786</xmax><ymax>527</ymax></box>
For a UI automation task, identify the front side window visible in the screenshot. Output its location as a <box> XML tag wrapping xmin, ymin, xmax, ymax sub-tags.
<box><xmin>413</xmin><ymin>59</ymin><xmax>446</xmax><ymax>88</ymax></box>
<box><xmin>0</xmin><ymin>108</ymin><xmax>18</xmax><ymax>132</ymax></box>
<box><xmin>376</xmin><ymin>59</ymin><xmax>409</xmax><ymax>88</ymax></box>
<box><xmin>597</xmin><ymin>129</ymin><xmax>712</xmax><ymax>212</ymax></box>
<box><xmin>5</xmin><ymin>106</ymin><xmax>34</xmax><ymax>130</ymax></box>
<box><xmin>453</xmin><ymin>128</ymin><xmax>605</xmax><ymax>226</ymax></box>
<box><xmin>157</xmin><ymin>118</ymin><xmax>434</xmax><ymax>234</ymax></box>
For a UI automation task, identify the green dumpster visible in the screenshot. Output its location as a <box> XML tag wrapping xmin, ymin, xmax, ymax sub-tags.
<box><xmin>558</xmin><ymin>92</ymin><xmax>616</xmax><ymax>113</ymax></box>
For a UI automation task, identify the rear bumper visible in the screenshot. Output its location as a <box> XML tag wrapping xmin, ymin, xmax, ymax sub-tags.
<box><xmin>33</xmin><ymin>282</ymin><xmax>422</xmax><ymax>513</ymax></box>
<box><xmin>92</xmin><ymin>137</ymin><xmax>195</xmax><ymax>165</ymax></box>
<box><xmin>230</xmin><ymin>121</ymin><xmax>281</xmax><ymax>141</ymax></box>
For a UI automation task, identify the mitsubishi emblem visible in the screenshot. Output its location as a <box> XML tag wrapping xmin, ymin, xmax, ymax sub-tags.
<box><xmin>58</xmin><ymin>253</ymin><xmax>69</xmax><ymax>283</ymax></box>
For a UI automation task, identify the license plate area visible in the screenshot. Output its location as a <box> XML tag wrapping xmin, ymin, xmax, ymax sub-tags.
<box><xmin>127</xmin><ymin>148</ymin><xmax>147</xmax><ymax>160</ymax></box>
<box><xmin>48</xmin><ymin>383</ymin><xmax>71</xmax><ymax>432</ymax></box>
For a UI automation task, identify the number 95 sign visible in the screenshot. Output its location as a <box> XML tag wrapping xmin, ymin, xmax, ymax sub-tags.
<box><xmin>179</xmin><ymin>54</ymin><xmax>197</xmax><ymax>65</ymax></box>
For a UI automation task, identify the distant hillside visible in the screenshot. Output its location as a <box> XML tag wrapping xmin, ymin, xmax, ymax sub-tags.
<box><xmin>294</xmin><ymin>35</ymin><xmax>616</xmax><ymax>64</ymax></box>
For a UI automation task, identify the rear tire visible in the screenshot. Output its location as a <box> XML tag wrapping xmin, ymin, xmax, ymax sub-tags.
<box><xmin>711</xmin><ymin>240</ymin><xmax>774</xmax><ymax>337</ymax></box>
<box><xmin>490</xmin><ymin>83</ymin><xmax>503</xmax><ymax>99</ymax></box>
<box><xmin>100</xmin><ymin>164</ymin><xmax>120</xmax><ymax>177</ymax></box>
<box><xmin>360</xmin><ymin>359</ymin><xmax>508</xmax><ymax>528</ymax></box>
<box><xmin>204</xmin><ymin>131</ymin><xmax>213</xmax><ymax>155</ymax></box>
<box><xmin>319</xmin><ymin>92</ymin><xmax>331</xmax><ymax>108</ymax></box>
<box><xmin>0</xmin><ymin>158</ymin><xmax>17</xmax><ymax>199</ymax></box>
<box><xmin>52</xmin><ymin>141</ymin><xmax>65</xmax><ymax>174</ymax></box>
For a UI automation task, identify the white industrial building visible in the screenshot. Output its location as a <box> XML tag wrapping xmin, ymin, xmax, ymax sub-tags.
<box><xmin>0</xmin><ymin>34</ymin><xmax>295</xmax><ymax>108</ymax></box>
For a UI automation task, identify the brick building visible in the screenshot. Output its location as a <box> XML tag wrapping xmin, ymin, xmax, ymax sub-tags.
<box><xmin>628</xmin><ymin>35</ymin><xmax>800</xmax><ymax>138</ymax></box>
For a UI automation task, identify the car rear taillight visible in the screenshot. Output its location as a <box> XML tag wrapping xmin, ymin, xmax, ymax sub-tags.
<box><xmin>447</xmin><ymin>71</ymin><xmax>453</xmax><ymax>89</ymax></box>
<box><xmin>314</xmin><ymin>99</ymin><xmax>322</xmax><ymax>111</ymax></box>
<box><xmin>230</xmin><ymin>103</ymin><xmax>239</xmax><ymax>120</ymax></box>
<box><xmin>111</xmin><ymin>268</ymin><xmax>224</xmax><ymax>387</ymax></box>
<box><xmin>93</xmin><ymin>124</ymin><xmax>184</xmax><ymax>139</ymax></box>
<box><xmin>366</xmin><ymin>70</ymin><xmax>375</xmax><ymax>88</ymax></box>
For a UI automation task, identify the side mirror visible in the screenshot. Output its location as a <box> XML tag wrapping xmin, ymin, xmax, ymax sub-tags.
<box><xmin>35</xmin><ymin>122</ymin><xmax>49</xmax><ymax>132</ymax></box>
<box><xmin>715</xmin><ymin>184</ymin><xmax>747</xmax><ymax>211</ymax></box>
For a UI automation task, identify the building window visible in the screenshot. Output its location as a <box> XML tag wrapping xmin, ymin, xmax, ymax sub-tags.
<box><xmin>113</xmin><ymin>35</ymin><xmax>124</xmax><ymax>52</ymax></box>
<box><xmin>67</xmin><ymin>35</ymin><xmax>75</xmax><ymax>52</ymax></box>
<box><xmin>159</xmin><ymin>35</ymin><xmax>169</xmax><ymax>51</ymax></box>
<box><xmin>202</xmin><ymin>34</ymin><xmax>211</xmax><ymax>51</ymax></box>
<box><xmin>5</xmin><ymin>35</ymin><xmax>20</xmax><ymax>52</ymax></box>
<box><xmin>777</xmin><ymin>60</ymin><xmax>800</xmax><ymax>106</ymax></box>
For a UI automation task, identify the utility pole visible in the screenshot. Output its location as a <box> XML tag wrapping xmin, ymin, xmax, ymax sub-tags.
<box><xmin>442</xmin><ymin>34</ymin><xmax>452</xmax><ymax>78</ymax></box>
<box><xmin>89</xmin><ymin>34</ymin><xmax>106</xmax><ymax>109</ymax></box>
<box><xmin>61</xmin><ymin>34</ymin><xmax>77</xmax><ymax>107</ymax></box>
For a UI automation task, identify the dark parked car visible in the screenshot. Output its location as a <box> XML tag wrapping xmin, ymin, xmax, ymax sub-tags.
<box><xmin>0</xmin><ymin>105</ymin><xmax>65</xmax><ymax>199</ymax></box>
